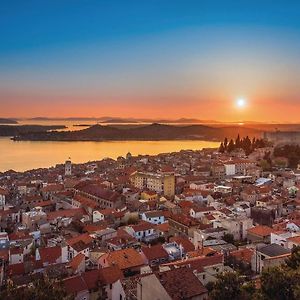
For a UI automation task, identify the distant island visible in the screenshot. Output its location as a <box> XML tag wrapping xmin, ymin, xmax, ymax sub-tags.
<box><xmin>0</xmin><ymin>118</ymin><xmax>18</xmax><ymax>124</ymax></box>
<box><xmin>20</xmin><ymin>116</ymin><xmax>219</xmax><ymax>124</ymax></box>
<box><xmin>12</xmin><ymin>123</ymin><xmax>262</xmax><ymax>141</ymax></box>
<box><xmin>0</xmin><ymin>125</ymin><xmax>66</xmax><ymax>137</ymax></box>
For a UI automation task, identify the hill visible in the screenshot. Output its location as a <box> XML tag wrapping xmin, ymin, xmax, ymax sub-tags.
<box><xmin>12</xmin><ymin>123</ymin><xmax>262</xmax><ymax>141</ymax></box>
<box><xmin>0</xmin><ymin>125</ymin><xmax>66</xmax><ymax>137</ymax></box>
<box><xmin>0</xmin><ymin>118</ymin><xmax>18</xmax><ymax>124</ymax></box>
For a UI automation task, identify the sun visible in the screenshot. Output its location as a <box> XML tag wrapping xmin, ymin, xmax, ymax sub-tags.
<box><xmin>236</xmin><ymin>98</ymin><xmax>246</xmax><ymax>108</ymax></box>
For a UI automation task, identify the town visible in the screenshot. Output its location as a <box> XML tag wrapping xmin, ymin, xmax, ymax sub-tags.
<box><xmin>0</xmin><ymin>137</ymin><xmax>300</xmax><ymax>300</ymax></box>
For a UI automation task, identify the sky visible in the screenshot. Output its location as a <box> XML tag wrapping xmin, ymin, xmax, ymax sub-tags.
<box><xmin>1</xmin><ymin>0</ymin><xmax>300</xmax><ymax>122</ymax></box>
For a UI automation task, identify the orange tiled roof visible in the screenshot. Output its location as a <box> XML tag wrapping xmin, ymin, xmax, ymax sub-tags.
<box><xmin>142</xmin><ymin>244</ymin><xmax>169</xmax><ymax>261</ymax></box>
<box><xmin>287</xmin><ymin>235</ymin><xmax>300</xmax><ymax>244</ymax></box>
<box><xmin>230</xmin><ymin>248</ymin><xmax>254</xmax><ymax>264</ymax></box>
<box><xmin>98</xmin><ymin>265</ymin><xmax>123</xmax><ymax>284</ymax></box>
<box><xmin>247</xmin><ymin>225</ymin><xmax>274</xmax><ymax>237</ymax></box>
<box><xmin>104</xmin><ymin>248</ymin><xmax>144</xmax><ymax>270</ymax></box>
<box><xmin>39</xmin><ymin>246</ymin><xmax>61</xmax><ymax>264</ymax></box>
<box><xmin>170</xmin><ymin>236</ymin><xmax>195</xmax><ymax>252</ymax></box>
<box><xmin>155</xmin><ymin>267</ymin><xmax>207</xmax><ymax>299</ymax></box>
<box><xmin>69</xmin><ymin>253</ymin><xmax>85</xmax><ymax>271</ymax></box>
<box><xmin>67</xmin><ymin>233</ymin><xmax>93</xmax><ymax>247</ymax></box>
<box><xmin>47</xmin><ymin>208</ymin><xmax>86</xmax><ymax>220</ymax></box>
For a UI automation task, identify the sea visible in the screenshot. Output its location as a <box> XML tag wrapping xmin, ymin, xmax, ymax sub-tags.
<box><xmin>0</xmin><ymin>120</ymin><xmax>220</xmax><ymax>172</ymax></box>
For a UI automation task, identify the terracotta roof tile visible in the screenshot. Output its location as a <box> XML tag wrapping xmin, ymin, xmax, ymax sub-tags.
<box><xmin>68</xmin><ymin>253</ymin><xmax>85</xmax><ymax>272</ymax></box>
<box><xmin>142</xmin><ymin>244</ymin><xmax>169</xmax><ymax>261</ymax></box>
<box><xmin>39</xmin><ymin>246</ymin><xmax>61</xmax><ymax>264</ymax></box>
<box><xmin>247</xmin><ymin>225</ymin><xmax>274</xmax><ymax>237</ymax></box>
<box><xmin>155</xmin><ymin>267</ymin><xmax>207</xmax><ymax>299</ymax></box>
<box><xmin>103</xmin><ymin>248</ymin><xmax>144</xmax><ymax>270</ymax></box>
<box><xmin>98</xmin><ymin>265</ymin><xmax>123</xmax><ymax>284</ymax></box>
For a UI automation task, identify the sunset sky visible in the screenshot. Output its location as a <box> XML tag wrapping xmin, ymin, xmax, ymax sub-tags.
<box><xmin>1</xmin><ymin>1</ymin><xmax>300</xmax><ymax>122</ymax></box>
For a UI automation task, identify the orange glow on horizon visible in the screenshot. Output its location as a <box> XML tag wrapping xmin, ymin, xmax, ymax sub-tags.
<box><xmin>1</xmin><ymin>89</ymin><xmax>299</xmax><ymax>122</ymax></box>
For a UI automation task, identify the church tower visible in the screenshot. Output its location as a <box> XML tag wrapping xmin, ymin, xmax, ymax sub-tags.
<box><xmin>65</xmin><ymin>158</ymin><xmax>72</xmax><ymax>176</ymax></box>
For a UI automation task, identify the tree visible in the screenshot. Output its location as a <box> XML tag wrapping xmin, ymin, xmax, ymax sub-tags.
<box><xmin>219</xmin><ymin>142</ymin><xmax>225</xmax><ymax>153</ymax></box>
<box><xmin>286</xmin><ymin>246</ymin><xmax>300</xmax><ymax>270</ymax></box>
<box><xmin>210</xmin><ymin>272</ymin><xmax>243</xmax><ymax>300</ymax></box>
<box><xmin>227</xmin><ymin>139</ymin><xmax>235</xmax><ymax>152</ymax></box>
<box><xmin>260</xmin><ymin>266</ymin><xmax>294</xmax><ymax>300</ymax></box>
<box><xmin>223</xmin><ymin>233</ymin><xmax>234</xmax><ymax>244</ymax></box>
<box><xmin>243</xmin><ymin>136</ymin><xmax>252</xmax><ymax>156</ymax></box>
<box><xmin>224</xmin><ymin>137</ymin><xmax>228</xmax><ymax>150</ymax></box>
<box><xmin>0</xmin><ymin>277</ymin><xmax>71</xmax><ymax>300</ymax></box>
<box><xmin>240</xmin><ymin>281</ymin><xmax>257</xmax><ymax>300</ymax></box>
<box><xmin>235</xmin><ymin>134</ymin><xmax>241</xmax><ymax>148</ymax></box>
<box><xmin>260</xmin><ymin>159</ymin><xmax>271</xmax><ymax>172</ymax></box>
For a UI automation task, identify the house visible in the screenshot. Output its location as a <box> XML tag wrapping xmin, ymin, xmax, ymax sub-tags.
<box><xmin>138</xmin><ymin>267</ymin><xmax>208</xmax><ymax>300</ymax></box>
<box><xmin>229</xmin><ymin>248</ymin><xmax>254</xmax><ymax>270</ymax></box>
<box><xmin>0</xmin><ymin>232</ymin><xmax>9</xmax><ymax>250</ymax></box>
<box><xmin>190</xmin><ymin>206</ymin><xmax>215</xmax><ymax>220</ymax></box>
<box><xmin>141</xmin><ymin>210</ymin><xmax>165</xmax><ymax>224</ymax></box>
<box><xmin>162</xmin><ymin>253</ymin><xmax>225</xmax><ymax>286</ymax></box>
<box><xmin>251</xmin><ymin>243</ymin><xmax>290</xmax><ymax>273</ymax></box>
<box><xmin>68</xmin><ymin>253</ymin><xmax>86</xmax><ymax>274</ymax></box>
<box><xmin>247</xmin><ymin>225</ymin><xmax>274</xmax><ymax>243</ymax></box>
<box><xmin>41</xmin><ymin>183</ymin><xmax>64</xmax><ymax>200</ymax></box>
<box><xmin>214</xmin><ymin>216</ymin><xmax>253</xmax><ymax>240</ymax></box>
<box><xmin>168</xmin><ymin>214</ymin><xmax>201</xmax><ymax>239</ymax></box>
<box><xmin>92</xmin><ymin>208</ymin><xmax>125</xmax><ymax>225</ymax></box>
<box><xmin>193</xmin><ymin>227</ymin><xmax>228</xmax><ymax>249</ymax></box>
<box><xmin>141</xmin><ymin>244</ymin><xmax>169</xmax><ymax>266</ymax></box>
<box><xmin>47</xmin><ymin>208</ymin><xmax>88</xmax><ymax>227</ymax></box>
<box><xmin>22</xmin><ymin>207</ymin><xmax>47</xmax><ymax>231</ymax></box>
<box><xmin>98</xmin><ymin>265</ymin><xmax>125</xmax><ymax>300</ymax></box>
<box><xmin>130</xmin><ymin>171</ymin><xmax>175</xmax><ymax>198</ymax></box>
<box><xmin>162</xmin><ymin>242</ymin><xmax>185</xmax><ymax>260</ymax></box>
<box><xmin>125</xmin><ymin>221</ymin><xmax>158</xmax><ymax>243</ymax></box>
<box><xmin>9</xmin><ymin>247</ymin><xmax>24</xmax><ymax>265</ymax></box>
<box><xmin>64</xmin><ymin>266</ymin><xmax>124</xmax><ymax>300</ymax></box>
<box><xmin>75</xmin><ymin>184</ymin><xmax>124</xmax><ymax>209</ymax></box>
<box><xmin>140</xmin><ymin>190</ymin><xmax>158</xmax><ymax>201</ymax></box>
<box><xmin>287</xmin><ymin>235</ymin><xmax>300</xmax><ymax>249</ymax></box>
<box><xmin>270</xmin><ymin>231</ymin><xmax>299</xmax><ymax>249</ymax></box>
<box><xmin>36</xmin><ymin>246</ymin><xmax>62</xmax><ymax>266</ymax></box>
<box><xmin>98</xmin><ymin>248</ymin><xmax>144</xmax><ymax>276</ymax></box>
<box><xmin>106</xmin><ymin>229</ymin><xmax>139</xmax><ymax>251</ymax></box>
<box><xmin>241</xmin><ymin>187</ymin><xmax>258</xmax><ymax>204</ymax></box>
<box><xmin>63</xmin><ymin>274</ymin><xmax>89</xmax><ymax>300</ymax></box>
<box><xmin>71</xmin><ymin>194</ymin><xmax>99</xmax><ymax>215</ymax></box>
<box><xmin>0</xmin><ymin>188</ymin><xmax>8</xmax><ymax>207</ymax></box>
<box><xmin>169</xmin><ymin>236</ymin><xmax>195</xmax><ymax>253</ymax></box>
<box><xmin>62</xmin><ymin>233</ymin><xmax>93</xmax><ymax>262</ymax></box>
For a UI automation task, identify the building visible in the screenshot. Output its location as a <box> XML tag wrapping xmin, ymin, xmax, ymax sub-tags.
<box><xmin>22</xmin><ymin>207</ymin><xmax>47</xmax><ymax>231</ymax></box>
<box><xmin>65</xmin><ymin>159</ymin><xmax>72</xmax><ymax>176</ymax></box>
<box><xmin>247</xmin><ymin>225</ymin><xmax>274</xmax><ymax>243</ymax></box>
<box><xmin>75</xmin><ymin>184</ymin><xmax>124</xmax><ymax>209</ymax></box>
<box><xmin>138</xmin><ymin>267</ymin><xmax>208</xmax><ymax>300</ymax></box>
<box><xmin>0</xmin><ymin>188</ymin><xmax>8</xmax><ymax>208</ymax></box>
<box><xmin>251</xmin><ymin>243</ymin><xmax>290</xmax><ymax>273</ymax></box>
<box><xmin>141</xmin><ymin>211</ymin><xmax>165</xmax><ymax>225</ymax></box>
<box><xmin>130</xmin><ymin>171</ymin><xmax>175</xmax><ymax>197</ymax></box>
<box><xmin>98</xmin><ymin>248</ymin><xmax>144</xmax><ymax>276</ymax></box>
<box><xmin>224</xmin><ymin>163</ymin><xmax>236</xmax><ymax>176</ymax></box>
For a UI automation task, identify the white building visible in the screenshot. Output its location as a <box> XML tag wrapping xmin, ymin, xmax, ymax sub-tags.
<box><xmin>141</xmin><ymin>211</ymin><xmax>165</xmax><ymax>225</ymax></box>
<box><xmin>224</xmin><ymin>163</ymin><xmax>236</xmax><ymax>176</ymax></box>
<box><xmin>0</xmin><ymin>188</ymin><xmax>7</xmax><ymax>208</ymax></box>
